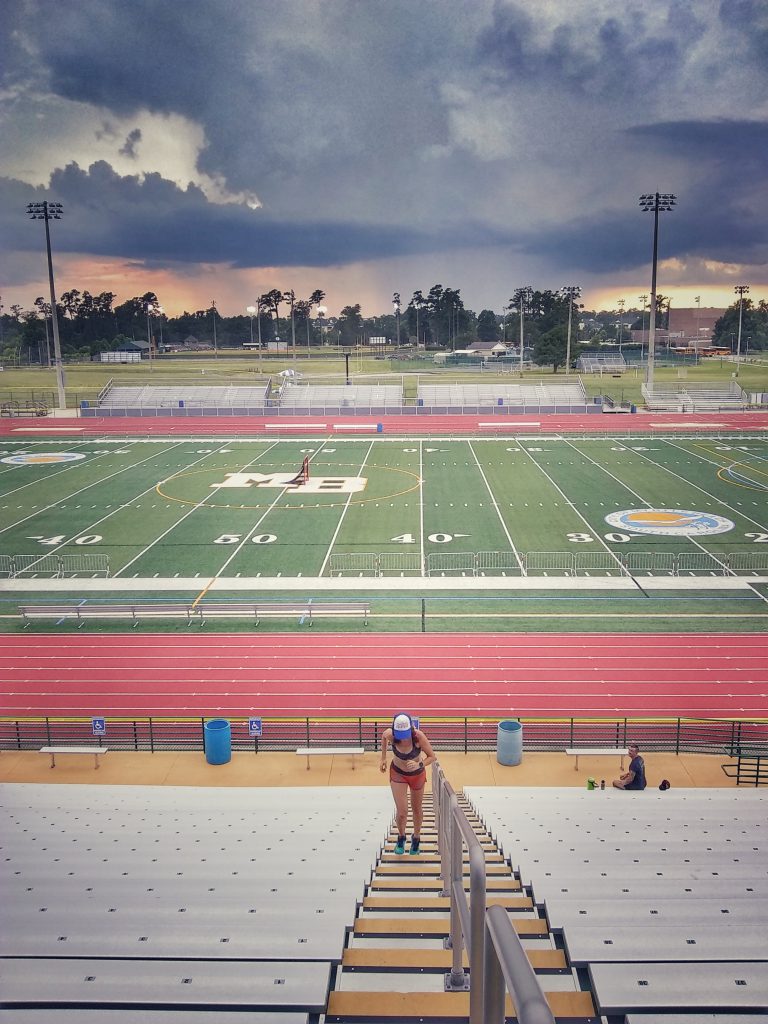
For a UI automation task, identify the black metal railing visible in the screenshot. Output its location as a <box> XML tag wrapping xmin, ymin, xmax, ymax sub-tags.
<box><xmin>2</xmin><ymin>715</ymin><xmax>766</xmax><ymax>755</ymax></box>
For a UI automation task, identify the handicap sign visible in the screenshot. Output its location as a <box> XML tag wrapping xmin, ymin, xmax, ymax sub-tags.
<box><xmin>248</xmin><ymin>717</ymin><xmax>263</xmax><ymax>738</ymax></box>
<box><xmin>411</xmin><ymin>717</ymin><xmax>420</xmax><ymax>731</ymax></box>
<box><xmin>91</xmin><ymin>717</ymin><xmax>106</xmax><ymax>736</ymax></box>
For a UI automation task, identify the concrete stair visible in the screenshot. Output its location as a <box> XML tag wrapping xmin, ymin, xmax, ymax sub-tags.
<box><xmin>325</xmin><ymin>795</ymin><xmax>597</xmax><ymax>1022</ymax></box>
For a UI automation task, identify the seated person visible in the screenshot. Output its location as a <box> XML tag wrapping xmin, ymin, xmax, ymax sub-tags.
<box><xmin>612</xmin><ymin>742</ymin><xmax>647</xmax><ymax>790</ymax></box>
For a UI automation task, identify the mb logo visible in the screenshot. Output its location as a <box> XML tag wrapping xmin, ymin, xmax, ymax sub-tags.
<box><xmin>211</xmin><ymin>472</ymin><xmax>366</xmax><ymax>494</ymax></box>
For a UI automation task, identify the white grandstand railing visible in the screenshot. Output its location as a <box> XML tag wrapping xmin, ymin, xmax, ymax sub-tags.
<box><xmin>2</xmin><ymin>553</ymin><xmax>110</xmax><ymax>578</ymax></box>
<box><xmin>324</xmin><ymin>550</ymin><xmax>767</xmax><ymax>577</ymax></box>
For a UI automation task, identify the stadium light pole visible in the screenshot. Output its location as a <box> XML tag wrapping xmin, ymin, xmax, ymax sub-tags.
<box><xmin>516</xmin><ymin>286</ymin><xmax>532</xmax><ymax>375</ymax></box>
<box><xmin>246</xmin><ymin>304</ymin><xmax>256</xmax><ymax>353</ymax></box>
<box><xmin>639</xmin><ymin>192</ymin><xmax>676</xmax><ymax>390</ymax></box>
<box><xmin>638</xmin><ymin>294</ymin><xmax>648</xmax><ymax>360</ymax></box>
<box><xmin>617</xmin><ymin>298</ymin><xmax>625</xmax><ymax>355</ymax></box>
<box><xmin>145</xmin><ymin>300</ymin><xmax>156</xmax><ymax>371</ymax></box>
<box><xmin>734</xmin><ymin>284</ymin><xmax>749</xmax><ymax>376</ymax></box>
<box><xmin>562</xmin><ymin>285</ymin><xmax>580</xmax><ymax>376</ymax></box>
<box><xmin>27</xmin><ymin>201</ymin><xmax>66</xmax><ymax>410</ymax></box>
<box><xmin>211</xmin><ymin>299</ymin><xmax>218</xmax><ymax>358</ymax></box>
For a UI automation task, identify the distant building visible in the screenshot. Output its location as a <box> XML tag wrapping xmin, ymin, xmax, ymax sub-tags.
<box><xmin>668</xmin><ymin>307</ymin><xmax>725</xmax><ymax>343</ymax></box>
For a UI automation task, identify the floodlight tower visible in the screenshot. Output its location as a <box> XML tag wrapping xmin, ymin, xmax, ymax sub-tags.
<box><xmin>639</xmin><ymin>192</ymin><xmax>676</xmax><ymax>389</ymax></box>
<box><xmin>515</xmin><ymin>286</ymin><xmax>533</xmax><ymax>374</ymax></box>
<box><xmin>734</xmin><ymin>285</ymin><xmax>749</xmax><ymax>375</ymax></box>
<box><xmin>26</xmin><ymin>201</ymin><xmax>66</xmax><ymax>410</ymax></box>
<box><xmin>561</xmin><ymin>285</ymin><xmax>581</xmax><ymax>376</ymax></box>
<box><xmin>617</xmin><ymin>298</ymin><xmax>625</xmax><ymax>354</ymax></box>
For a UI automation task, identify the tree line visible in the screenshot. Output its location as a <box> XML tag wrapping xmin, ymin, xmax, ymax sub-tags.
<box><xmin>0</xmin><ymin>284</ymin><xmax>764</xmax><ymax>366</ymax></box>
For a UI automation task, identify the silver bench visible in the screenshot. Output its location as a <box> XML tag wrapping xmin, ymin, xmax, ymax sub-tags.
<box><xmin>295</xmin><ymin>746</ymin><xmax>365</xmax><ymax>770</ymax></box>
<box><xmin>565</xmin><ymin>747</ymin><xmax>626</xmax><ymax>771</ymax></box>
<box><xmin>39</xmin><ymin>746</ymin><xmax>108</xmax><ymax>769</ymax></box>
<box><xmin>21</xmin><ymin>601</ymin><xmax>369</xmax><ymax>627</ymax></box>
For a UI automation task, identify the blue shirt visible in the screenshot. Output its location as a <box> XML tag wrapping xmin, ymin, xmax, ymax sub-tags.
<box><xmin>625</xmin><ymin>754</ymin><xmax>646</xmax><ymax>790</ymax></box>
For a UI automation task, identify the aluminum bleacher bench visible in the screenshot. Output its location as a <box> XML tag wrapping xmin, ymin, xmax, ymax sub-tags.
<box><xmin>295</xmin><ymin>747</ymin><xmax>365</xmax><ymax>770</ymax></box>
<box><xmin>39</xmin><ymin>746</ymin><xmax>107</xmax><ymax>769</ymax></box>
<box><xmin>565</xmin><ymin>747</ymin><xmax>626</xmax><ymax>770</ymax></box>
<box><xmin>20</xmin><ymin>601</ymin><xmax>370</xmax><ymax>627</ymax></box>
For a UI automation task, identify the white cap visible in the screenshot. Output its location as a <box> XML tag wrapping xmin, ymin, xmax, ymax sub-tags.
<box><xmin>393</xmin><ymin>713</ymin><xmax>412</xmax><ymax>739</ymax></box>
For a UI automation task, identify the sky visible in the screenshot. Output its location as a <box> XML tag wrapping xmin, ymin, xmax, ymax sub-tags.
<box><xmin>1</xmin><ymin>0</ymin><xmax>767</xmax><ymax>319</ymax></box>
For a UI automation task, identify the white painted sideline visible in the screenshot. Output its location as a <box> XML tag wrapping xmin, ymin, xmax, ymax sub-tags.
<box><xmin>2</xmin><ymin>575</ymin><xmax>764</xmax><ymax>592</ymax></box>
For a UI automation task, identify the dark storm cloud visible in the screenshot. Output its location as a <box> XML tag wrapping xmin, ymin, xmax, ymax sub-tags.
<box><xmin>119</xmin><ymin>129</ymin><xmax>142</xmax><ymax>159</ymax></box>
<box><xmin>1</xmin><ymin>160</ymin><xmax>468</xmax><ymax>269</ymax></box>
<box><xmin>13</xmin><ymin>0</ymin><xmax>458</xmax><ymax>215</ymax></box>
<box><xmin>476</xmin><ymin>2</ymin><xmax>704</xmax><ymax>100</ymax></box>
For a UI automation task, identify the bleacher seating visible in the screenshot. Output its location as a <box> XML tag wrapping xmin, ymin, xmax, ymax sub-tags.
<box><xmin>99</xmin><ymin>385</ymin><xmax>269</xmax><ymax>409</ymax></box>
<box><xmin>642</xmin><ymin>380</ymin><xmax>748</xmax><ymax>411</ymax></box>
<box><xmin>466</xmin><ymin>787</ymin><xmax>768</xmax><ymax>1018</ymax></box>
<box><xmin>278</xmin><ymin>383</ymin><xmax>403</xmax><ymax>409</ymax></box>
<box><xmin>417</xmin><ymin>380</ymin><xmax>588</xmax><ymax>409</ymax></box>
<box><xmin>1</xmin><ymin>784</ymin><xmax>391</xmax><ymax>1016</ymax></box>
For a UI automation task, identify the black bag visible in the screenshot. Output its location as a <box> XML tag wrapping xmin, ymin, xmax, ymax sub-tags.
<box><xmin>659</xmin><ymin>779</ymin><xmax>671</xmax><ymax>790</ymax></box>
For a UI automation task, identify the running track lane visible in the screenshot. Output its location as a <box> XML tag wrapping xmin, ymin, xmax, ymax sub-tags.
<box><xmin>2</xmin><ymin>412</ymin><xmax>768</xmax><ymax>437</ymax></box>
<box><xmin>2</xmin><ymin>633</ymin><xmax>767</xmax><ymax>719</ymax></box>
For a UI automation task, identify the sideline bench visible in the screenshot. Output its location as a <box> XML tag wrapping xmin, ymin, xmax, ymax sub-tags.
<box><xmin>296</xmin><ymin>747</ymin><xmax>365</xmax><ymax>770</ymax></box>
<box><xmin>39</xmin><ymin>746</ymin><xmax>108</xmax><ymax>769</ymax></box>
<box><xmin>20</xmin><ymin>601</ymin><xmax>370</xmax><ymax>627</ymax></box>
<box><xmin>565</xmin><ymin>748</ymin><xmax>626</xmax><ymax>771</ymax></box>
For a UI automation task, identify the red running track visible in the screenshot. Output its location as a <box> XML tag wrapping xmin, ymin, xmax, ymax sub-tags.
<box><xmin>2</xmin><ymin>633</ymin><xmax>767</xmax><ymax>720</ymax></box>
<box><xmin>2</xmin><ymin>411</ymin><xmax>768</xmax><ymax>437</ymax></box>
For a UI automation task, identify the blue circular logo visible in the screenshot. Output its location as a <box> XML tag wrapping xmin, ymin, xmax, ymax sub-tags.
<box><xmin>1</xmin><ymin>452</ymin><xmax>86</xmax><ymax>465</ymax></box>
<box><xmin>605</xmin><ymin>509</ymin><xmax>734</xmax><ymax>536</ymax></box>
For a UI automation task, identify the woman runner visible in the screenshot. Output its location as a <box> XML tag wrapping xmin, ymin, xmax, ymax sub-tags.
<box><xmin>380</xmin><ymin>713</ymin><xmax>436</xmax><ymax>855</ymax></box>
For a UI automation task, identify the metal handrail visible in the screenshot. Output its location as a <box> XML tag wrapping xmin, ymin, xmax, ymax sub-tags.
<box><xmin>433</xmin><ymin>763</ymin><xmax>553</xmax><ymax>1024</ymax></box>
<box><xmin>483</xmin><ymin>904</ymin><xmax>555</xmax><ymax>1024</ymax></box>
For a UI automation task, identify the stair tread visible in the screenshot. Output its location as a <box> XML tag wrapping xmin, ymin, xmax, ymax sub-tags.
<box><xmin>354</xmin><ymin>917</ymin><xmax>547</xmax><ymax>937</ymax></box>
<box><xmin>362</xmin><ymin>895</ymin><xmax>533</xmax><ymax>910</ymax></box>
<box><xmin>370</xmin><ymin>877</ymin><xmax>521</xmax><ymax>891</ymax></box>
<box><xmin>342</xmin><ymin>948</ymin><xmax>567</xmax><ymax>970</ymax></box>
<box><xmin>326</xmin><ymin>989</ymin><xmax>595</xmax><ymax>1019</ymax></box>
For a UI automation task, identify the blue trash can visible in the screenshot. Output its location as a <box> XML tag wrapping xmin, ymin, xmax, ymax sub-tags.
<box><xmin>497</xmin><ymin>720</ymin><xmax>523</xmax><ymax>766</ymax></box>
<box><xmin>204</xmin><ymin>718</ymin><xmax>231</xmax><ymax>765</ymax></box>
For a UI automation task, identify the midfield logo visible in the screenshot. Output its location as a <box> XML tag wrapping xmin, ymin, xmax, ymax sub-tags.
<box><xmin>211</xmin><ymin>471</ymin><xmax>366</xmax><ymax>494</ymax></box>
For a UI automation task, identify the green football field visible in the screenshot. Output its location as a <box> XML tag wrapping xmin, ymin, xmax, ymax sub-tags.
<box><xmin>1</xmin><ymin>432</ymin><xmax>767</xmax><ymax>581</ymax></box>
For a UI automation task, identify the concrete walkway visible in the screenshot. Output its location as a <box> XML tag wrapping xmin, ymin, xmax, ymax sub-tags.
<box><xmin>0</xmin><ymin>749</ymin><xmax>736</xmax><ymax>790</ymax></box>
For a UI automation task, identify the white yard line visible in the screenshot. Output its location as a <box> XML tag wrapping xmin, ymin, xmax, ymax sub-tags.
<box><xmin>641</xmin><ymin>438</ymin><xmax>768</xmax><ymax>534</ymax></box>
<box><xmin>318</xmin><ymin>440</ymin><xmax>376</xmax><ymax>577</ymax></box>
<box><xmin>419</xmin><ymin>440</ymin><xmax>425</xmax><ymax>577</ymax></box>
<box><xmin>519</xmin><ymin>443</ymin><xmax>625</xmax><ymax>572</ymax></box>
<box><xmin>561</xmin><ymin>437</ymin><xmax>730</xmax><ymax>571</ymax></box>
<box><xmin>0</xmin><ymin>442</ymin><xmax>188</xmax><ymax>539</ymax></box>
<box><xmin>115</xmin><ymin>440</ymin><xmax>282</xmax><ymax>577</ymax></box>
<box><xmin>467</xmin><ymin>439</ymin><xmax>525</xmax><ymax>574</ymax></box>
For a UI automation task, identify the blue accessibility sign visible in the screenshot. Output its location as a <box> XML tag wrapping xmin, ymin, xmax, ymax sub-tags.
<box><xmin>248</xmin><ymin>717</ymin><xmax>263</xmax><ymax>738</ymax></box>
<box><xmin>91</xmin><ymin>717</ymin><xmax>106</xmax><ymax>736</ymax></box>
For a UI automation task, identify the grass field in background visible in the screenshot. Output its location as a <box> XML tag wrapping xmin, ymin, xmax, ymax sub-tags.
<box><xmin>1</xmin><ymin>433</ymin><xmax>767</xmax><ymax>580</ymax></box>
<box><xmin>2</xmin><ymin>351</ymin><xmax>768</xmax><ymax>408</ymax></box>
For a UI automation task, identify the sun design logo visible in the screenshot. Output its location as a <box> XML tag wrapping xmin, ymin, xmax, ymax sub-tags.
<box><xmin>605</xmin><ymin>509</ymin><xmax>734</xmax><ymax>537</ymax></box>
<box><xmin>1</xmin><ymin>452</ymin><xmax>86</xmax><ymax>465</ymax></box>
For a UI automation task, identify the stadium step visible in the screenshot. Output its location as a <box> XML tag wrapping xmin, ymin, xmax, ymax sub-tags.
<box><xmin>325</xmin><ymin>792</ymin><xmax>597</xmax><ymax>1022</ymax></box>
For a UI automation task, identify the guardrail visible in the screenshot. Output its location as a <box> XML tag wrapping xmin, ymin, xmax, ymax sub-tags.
<box><xmin>1</xmin><ymin>715</ymin><xmax>766</xmax><ymax>754</ymax></box>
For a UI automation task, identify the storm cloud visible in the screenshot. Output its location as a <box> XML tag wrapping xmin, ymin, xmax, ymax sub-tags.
<box><xmin>2</xmin><ymin>0</ymin><xmax>766</xmax><ymax>310</ymax></box>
